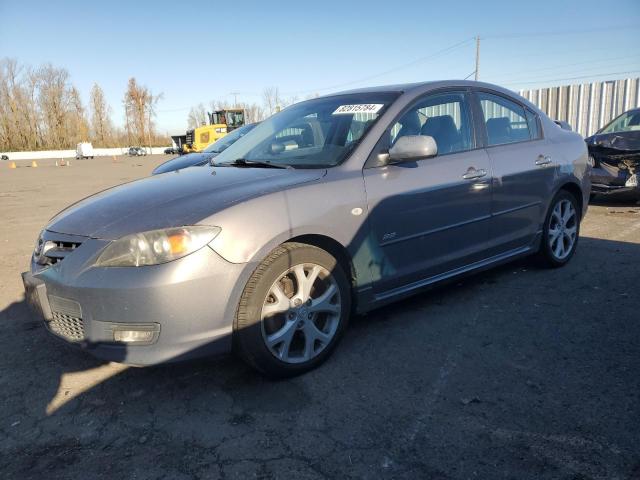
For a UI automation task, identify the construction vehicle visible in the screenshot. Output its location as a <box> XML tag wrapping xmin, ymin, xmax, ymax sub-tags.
<box><xmin>183</xmin><ymin>109</ymin><xmax>245</xmax><ymax>153</ymax></box>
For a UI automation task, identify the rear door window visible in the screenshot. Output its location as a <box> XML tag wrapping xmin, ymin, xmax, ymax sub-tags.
<box><xmin>478</xmin><ymin>92</ymin><xmax>531</xmax><ymax>146</ymax></box>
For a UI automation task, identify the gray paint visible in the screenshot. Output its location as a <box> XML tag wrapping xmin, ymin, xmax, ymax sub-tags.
<box><xmin>27</xmin><ymin>80</ymin><xmax>590</xmax><ymax>365</ymax></box>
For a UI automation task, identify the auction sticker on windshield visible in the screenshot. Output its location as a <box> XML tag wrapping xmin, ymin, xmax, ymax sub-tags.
<box><xmin>333</xmin><ymin>104</ymin><xmax>384</xmax><ymax>115</ymax></box>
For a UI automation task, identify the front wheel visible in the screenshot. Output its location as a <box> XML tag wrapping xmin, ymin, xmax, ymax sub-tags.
<box><xmin>234</xmin><ymin>242</ymin><xmax>351</xmax><ymax>378</ymax></box>
<box><xmin>537</xmin><ymin>190</ymin><xmax>580</xmax><ymax>268</ymax></box>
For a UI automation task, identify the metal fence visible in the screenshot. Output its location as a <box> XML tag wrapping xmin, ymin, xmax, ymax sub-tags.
<box><xmin>519</xmin><ymin>77</ymin><xmax>640</xmax><ymax>138</ymax></box>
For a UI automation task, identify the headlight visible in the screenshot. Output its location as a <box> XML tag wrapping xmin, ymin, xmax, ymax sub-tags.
<box><xmin>95</xmin><ymin>226</ymin><xmax>221</xmax><ymax>267</ymax></box>
<box><xmin>34</xmin><ymin>230</ymin><xmax>44</xmax><ymax>257</ymax></box>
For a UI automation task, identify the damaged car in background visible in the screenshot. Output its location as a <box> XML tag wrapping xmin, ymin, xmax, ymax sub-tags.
<box><xmin>586</xmin><ymin>107</ymin><xmax>640</xmax><ymax>197</ymax></box>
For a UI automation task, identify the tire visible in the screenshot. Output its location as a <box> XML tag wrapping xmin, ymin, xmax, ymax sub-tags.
<box><xmin>537</xmin><ymin>190</ymin><xmax>581</xmax><ymax>268</ymax></box>
<box><xmin>234</xmin><ymin>242</ymin><xmax>351</xmax><ymax>378</ymax></box>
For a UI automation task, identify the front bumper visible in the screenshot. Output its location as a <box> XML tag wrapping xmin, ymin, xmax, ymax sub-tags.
<box><xmin>590</xmin><ymin>159</ymin><xmax>640</xmax><ymax>196</ymax></box>
<box><xmin>23</xmin><ymin>240</ymin><xmax>248</xmax><ymax>365</ymax></box>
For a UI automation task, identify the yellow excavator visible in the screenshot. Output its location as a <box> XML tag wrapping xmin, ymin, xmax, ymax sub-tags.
<box><xmin>183</xmin><ymin>109</ymin><xmax>245</xmax><ymax>153</ymax></box>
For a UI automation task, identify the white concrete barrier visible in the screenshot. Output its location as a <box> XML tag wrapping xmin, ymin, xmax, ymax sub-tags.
<box><xmin>1</xmin><ymin>147</ymin><xmax>170</xmax><ymax>161</ymax></box>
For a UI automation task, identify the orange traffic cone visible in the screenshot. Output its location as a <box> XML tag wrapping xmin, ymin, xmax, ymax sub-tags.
<box><xmin>9</xmin><ymin>161</ymin><xmax>16</xmax><ymax>169</ymax></box>
<box><xmin>31</xmin><ymin>160</ymin><xmax>38</xmax><ymax>168</ymax></box>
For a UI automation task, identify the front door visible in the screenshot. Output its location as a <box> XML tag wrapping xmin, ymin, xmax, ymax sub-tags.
<box><xmin>363</xmin><ymin>90</ymin><xmax>492</xmax><ymax>296</ymax></box>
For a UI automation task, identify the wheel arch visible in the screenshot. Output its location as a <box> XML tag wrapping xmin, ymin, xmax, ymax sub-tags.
<box><xmin>556</xmin><ymin>181</ymin><xmax>584</xmax><ymax>216</ymax></box>
<box><xmin>287</xmin><ymin>234</ymin><xmax>356</xmax><ymax>287</ymax></box>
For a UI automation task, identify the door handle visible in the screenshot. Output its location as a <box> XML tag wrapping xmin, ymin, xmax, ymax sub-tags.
<box><xmin>462</xmin><ymin>167</ymin><xmax>487</xmax><ymax>180</ymax></box>
<box><xmin>536</xmin><ymin>154</ymin><xmax>552</xmax><ymax>166</ymax></box>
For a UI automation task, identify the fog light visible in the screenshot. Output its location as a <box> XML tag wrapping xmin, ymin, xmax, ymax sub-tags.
<box><xmin>112</xmin><ymin>324</ymin><xmax>159</xmax><ymax>344</ymax></box>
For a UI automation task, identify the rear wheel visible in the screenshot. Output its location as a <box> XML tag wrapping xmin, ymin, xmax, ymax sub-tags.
<box><xmin>234</xmin><ymin>242</ymin><xmax>350</xmax><ymax>378</ymax></box>
<box><xmin>537</xmin><ymin>190</ymin><xmax>580</xmax><ymax>268</ymax></box>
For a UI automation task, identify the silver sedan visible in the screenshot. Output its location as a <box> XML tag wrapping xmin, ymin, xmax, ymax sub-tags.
<box><xmin>23</xmin><ymin>81</ymin><xmax>590</xmax><ymax>377</ymax></box>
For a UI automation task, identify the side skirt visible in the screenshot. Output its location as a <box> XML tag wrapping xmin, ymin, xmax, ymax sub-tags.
<box><xmin>357</xmin><ymin>233</ymin><xmax>542</xmax><ymax>314</ymax></box>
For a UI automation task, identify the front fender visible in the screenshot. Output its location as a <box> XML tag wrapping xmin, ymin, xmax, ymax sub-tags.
<box><xmin>205</xmin><ymin>170</ymin><xmax>372</xmax><ymax>286</ymax></box>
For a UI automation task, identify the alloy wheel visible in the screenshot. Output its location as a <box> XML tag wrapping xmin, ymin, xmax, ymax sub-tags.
<box><xmin>548</xmin><ymin>199</ymin><xmax>577</xmax><ymax>260</ymax></box>
<box><xmin>260</xmin><ymin>263</ymin><xmax>341</xmax><ymax>364</ymax></box>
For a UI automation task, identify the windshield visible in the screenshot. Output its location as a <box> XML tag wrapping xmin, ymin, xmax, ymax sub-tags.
<box><xmin>203</xmin><ymin>123</ymin><xmax>257</xmax><ymax>153</ymax></box>
<box><xmin>213</xmin><ymin>92</ymin><xmax>398</xmax><ymax>168</ymax></box>
<box><xmin>600</xmin><ymin>110</ymin><xmax>640</xmax><ymax>134</ymax></box>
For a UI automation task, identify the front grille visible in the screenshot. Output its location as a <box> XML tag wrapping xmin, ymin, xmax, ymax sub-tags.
<box><xmin>42</xmin><ymin>240</ymin><xmax>82</xmax><ymax>265</ymax></box>
<box><xmin>35</xmin><ymin>231</ymin><xmax>84</xmax><ymax>266</ymax></box>
<box><xmin>186</xmin><ymin>129</ymin><xmax>195</xmax><ymax>145</ymax></box>
<box><xmin>47</xmin><ymin>296</ymin><xmax>84</xmax><ymax>342</ymax></box>
<box><xmin>49</xmin><ymin>311</ymin><xmax>84</xmax><ymax>341</ymax></box>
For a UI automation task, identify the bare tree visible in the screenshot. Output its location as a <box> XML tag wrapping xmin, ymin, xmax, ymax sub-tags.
<box><xmin>37</xmin><ymin>63</ymin><xmax>71</xmax><ymax>149</ymax></box>
<box><xmin>262</xmin><ymin>86</ymin><xmax>281</xmax><ymax>116</ymax></box>
<box><xmin>236</xmin><ymin>101</ymin><xmax>265</xmax><ymax>124</ymax></box>
<box><xmin>0</xmin><ymin>58</ymin><xmax>40</xmax><ymax>151</ymax></box>
<box><xmin>0</xmin><ymin>58</ymin><xmax>169</xmax><ymax>151</ymax></box>
<box><xmin>187</xmin><ymin>103</ymin><xmax>207</xmax><ymax>129</ymax></box>
<box><xmin>68</xmin><ymin>86</ymin><xmax>89</xmax><ymax>143</ymax></box>
<box><xmin>89</xmin><ymin>83</ymin><xmax>113</xmax><ymax>146</ymax></box>
<box><xmin>123</xmin><ymin>77</ymin><xmax>163</xmax><ymax>147</ymax></box>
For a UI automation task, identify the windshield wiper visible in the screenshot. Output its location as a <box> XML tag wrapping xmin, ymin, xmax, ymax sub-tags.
<box><xmin>218</xmin><ymin>158</ymin><xmax>290</xmax><ymax>169</ymax></box>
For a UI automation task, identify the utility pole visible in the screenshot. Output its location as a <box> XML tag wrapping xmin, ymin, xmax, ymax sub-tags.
<box><xmin>474</xmin><ymin>36</ymin><xmax>480</xmax><ymax>81</ymax></box>
<box><xmin>229</xmin><ymin>92</ymin><xmax>240</xmax><ymax>107</ymax></box>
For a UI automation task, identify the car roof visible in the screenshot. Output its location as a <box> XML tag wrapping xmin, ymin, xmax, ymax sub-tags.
<box><xmin>324</xmin><ymin>80</ymin><xmax>521</xmax><ymax>99</ymax></box>
<box><xmin>317</xmin><ymin>80</ymin><xmax>544</xmax><ymax>116</ymax></box>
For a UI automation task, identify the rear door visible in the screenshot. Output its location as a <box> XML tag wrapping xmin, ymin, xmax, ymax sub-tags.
<box><xmin>363</xmin><ymin>90</ymin><xmax>493</xmax><ymax>296</ymax></box>
<box><xmin>473</xmin><ymin>90</ymin><xmax>555</xmax><ymax>255</ymax></box>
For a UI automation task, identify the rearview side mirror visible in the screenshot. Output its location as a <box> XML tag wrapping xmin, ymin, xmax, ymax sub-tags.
<box><xmin>388</xmin><ymin>135</ymin><xmax>438</xmax><ymax>163</ymax></box>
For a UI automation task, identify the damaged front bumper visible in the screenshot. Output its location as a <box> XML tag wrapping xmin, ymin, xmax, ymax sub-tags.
<box><xmin>588</xmin><ymin>138</ymin><xmax>640</xmax><ymax>196</ymax></box>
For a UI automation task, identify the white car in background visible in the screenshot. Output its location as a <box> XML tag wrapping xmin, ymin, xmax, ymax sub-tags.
<box><xmin>76</xmin><ymin>142</ymin><xmax>94</xmax><ymax>159</ymax></box>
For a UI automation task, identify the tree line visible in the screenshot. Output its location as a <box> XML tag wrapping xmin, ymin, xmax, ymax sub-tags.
<box><xmin>0</xmin><ymin>58</ymin><xmax>166</xmax><ymax>151</ymax></box>
<box><xmin>186</xmin><ymin>87</ymin><xmax>316</xmax><ymax>129</ymax></box>
<box><xmin>1</xmin><ymin>56</ymin><xmax>319</xmax><ymax>152</ymax></box>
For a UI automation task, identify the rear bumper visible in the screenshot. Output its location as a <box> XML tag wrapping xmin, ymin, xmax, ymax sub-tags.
<box><xmin>23</xmin><ymin>245</ymin><xmax>248</xmax><ymax>366</ymax></box>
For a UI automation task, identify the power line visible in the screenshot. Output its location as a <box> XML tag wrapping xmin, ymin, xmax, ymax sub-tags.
<box><xmin>506</xmin><ymin>70</ymin><xmax>640</xmax><ymax>88</ymax></box>
<box><xmin>483</xmin><ymin>24</ymin><xmax>639</xmax><ymax>40</ymax></box>
<box><xmin>282</xmin><ymin>37</ymin><xmax>474</xmax><ymax>95</ymax></box>
<box><xmin>496</xmin><ymin>59</ymin><xmax>640</xmax><ymax>84</ymax></box>
<box><xmin>493</xmin><ymin>59</ymin><xmax>640</xmax><ymax>85</ymax></box>
<box><xmin>489</xmin><ymin>54</ymin><xmax>640</xmax><ymax>82</ymax></box>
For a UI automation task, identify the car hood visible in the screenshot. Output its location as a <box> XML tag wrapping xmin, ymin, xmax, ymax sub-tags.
<box><xmin>586</xmin><ymin>131</ymin><xmax>640</xmax><ymax>168</ymax></box>
<box><xmin>587</xmin><ymin>131</ymin><xmax>640</xmax><ymax>151</ymax></box>
<box><xmin>47</xmin><ymin>166</ymin><xmax>326</xmax><ymax>240</ymax></box>
<box><xmin>152</xmin><ymin>152</ymin><xmax>215</xmax><ymax>175</ymax></box>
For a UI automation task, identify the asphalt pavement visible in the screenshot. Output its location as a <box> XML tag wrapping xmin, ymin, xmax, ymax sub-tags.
<box><xmin>0</xmin><ymin>156</ymin><xmax>638</xmax><ymax>479</ymax></box>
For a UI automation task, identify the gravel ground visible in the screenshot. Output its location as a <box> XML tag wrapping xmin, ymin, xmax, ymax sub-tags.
<box><xmin>1</xmin><ymin>156</ymin><xmax>639</xmax><ymax>479</ymax></box>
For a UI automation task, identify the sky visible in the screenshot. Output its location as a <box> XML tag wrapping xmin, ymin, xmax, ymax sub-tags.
<box><xmin>1</xmin><ymin>0</ymin><xmax>639</xmax><ymax>134</ymax></box>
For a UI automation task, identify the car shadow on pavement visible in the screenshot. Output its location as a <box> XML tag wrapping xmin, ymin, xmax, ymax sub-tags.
<box><xmin>590</xmin><ymin>193</ymin><xmax>640</xmax><ymax>208</ymax></box>
<box><xmin>2</xmin><ymin>235</ymin><xmax>639</xmax><ymax>479</ymax></box>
